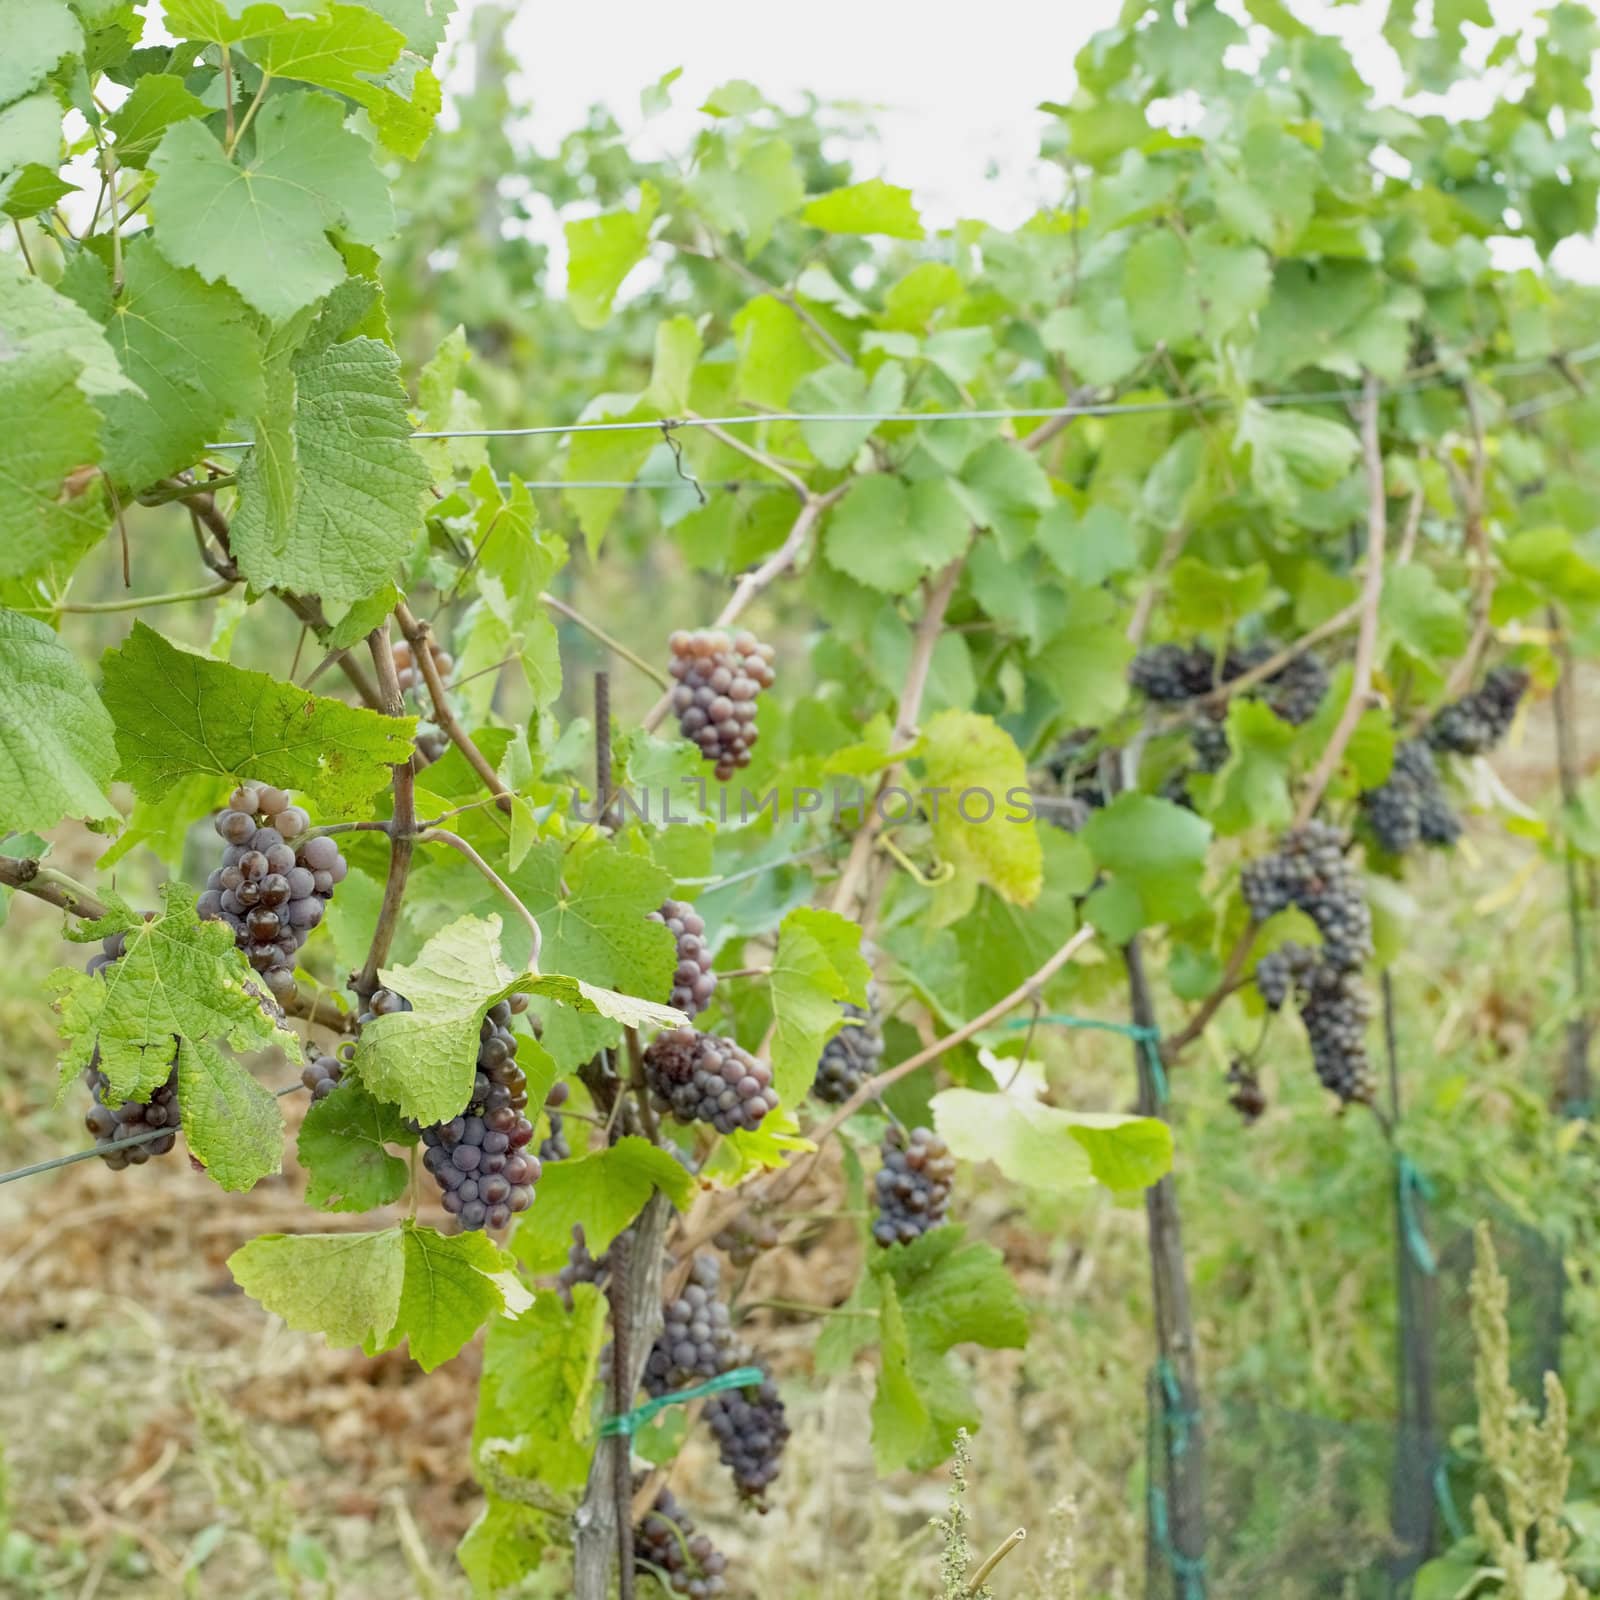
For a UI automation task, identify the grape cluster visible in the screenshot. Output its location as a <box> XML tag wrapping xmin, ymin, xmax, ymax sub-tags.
<box><xmin>644</xmin><ymin>1254</ymin><xmax>737</xmax><ymax>1396</ymax></box>
<box><xmin>811</xmin><ymin>993</ymin><xmax>885</xmax><ymax>1103</ymax></box>
<box><xmin>415</xmin><ymin>723</ymin><xmax>448</xmax><ymax>764</ymax></box>
<box><xmin>392</xmin><ymin>635</ymin><xmax>452</xmax><ymax>694</ymax></box>
<box><xmin>1361</xmin><ymin>739</ymin><xmax>1460</xmax><ymax>856</ymax></box>
<box><xmin>704</xmin><ymin>1359</ymin><xmax>790</xmax><ymax>1508</ymax></box>
<box><xmin>1227</xmin><ymin>1060</ymin><xmax>1267</xmax><ymax>1123</ymax></box>
<box><xmin>667</xmin><ymin>629</ymin><xmax>775</xmax><ymax>782</ymax></box>
<box><xmin>872</xmin><ymin>1125</ymin><xmax>956</xmax><ymax>1247</ymax></box>
<box><xmin>713</xmin><ymin>1215</ymin><xmax>780</xmax><ymax>1269</ymax></box>
<box><xmin>642</xmin><ymin>1028</ymin><xmax>779</xmax><ymax>1134</ymax></box>
<box><xmin>414</xmin><ymin>993</ymin><xmax>540</xmax><ymax>1232</ymax></box>
<box><xmin>1241</xmin><ymin>822</ymin><xmax>1372</xmax><ymax>971</ymax></box>
<box><xmin>648</xmin><ymin>900</ymin><xmax>717</xmax><ymax>1018</ymax></box>
<box><xmin>1242</xmin><ymin>646</ymin><xmax>1330</xmax><ymax>727</ymax></box>
<box><xmin>539</xmin><ymin>1079</ymin><xmax>571</xmax><ymax>1162</ymax></box>
<box><xmin>1130</xmin><ymin>641</ymin><xmax>1329</xmax><ymax>727</ymax></box>
<box><xmin>557</xmin><ymin>1225</ymin><xmax>610</xmax><ymax>1305</ymax></box>
<box><xmin>1129</xmin><ymin>644</ymin><xmax>1218</xmax><ymax>703</ymax></box>
<box><xmin>1427</xmin><ymin>666</ymin><xmax>1529</xmax><ymax>756</ymax></box>
<box><xmin>1188</xmin><ymin>718</ymin><xmax>1231</xmax><ymax>775</ymax></box>
<box><xmin>300</xmin><ymin>1043</ymin><xmax>347</xmax><ymax>1100</ymax></box>
<box><xmin>198</xmin><ymin>784</ymin><xmax>346</xmax><ymax>1004</ymax></box>
<box><xmin>634</xmin><ymin>1483</ymin><xmax>729</xmax><ymax>1598</ymax></box>
<box><xmin>1244</xmin><ymin>827</ymin><xmax>1374</xmax><ymax>1103</ymax></box>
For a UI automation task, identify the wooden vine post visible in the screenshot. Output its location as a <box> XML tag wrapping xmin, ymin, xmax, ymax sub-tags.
<box><xmin>1549</xmin><ymin>605</ymin><xmax>1594</xmax><ymax>1115</ymax></box>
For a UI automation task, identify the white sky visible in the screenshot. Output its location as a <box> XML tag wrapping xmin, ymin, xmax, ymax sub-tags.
<box><xmin>454</xmin><ymin>0</ymin><xmax>1600</xmax><ymax>284</ymax></box>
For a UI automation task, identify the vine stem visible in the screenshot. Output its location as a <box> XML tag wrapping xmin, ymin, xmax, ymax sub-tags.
<box><xmin>688</xmin><ymin>416</ymin><xmax>810</xmax><ymax>500</ymax></box>
<box><xmin>1293</xmin><ymin>373</ymin><xmax>1388</xmax><ymax>828</ymax></box>
<box><xmin>1190</xmin><ymin>602</ymin><xmax>1361</xmax><ymax>714</ymax></box>
<box><xmin>419</xmin><ymin>829</ymin><xmax>542</xmax><ymax>969</ymax></box>
<box><xmin>55</xmin><ymin>579</ymin><xmax>237</xmax><ymax>614</ymax></box>
<box><xmin>639</xmin><ymin>483</ymin><xmax>852</xmax><ymax>734</ymax></box>
<box><xmin>1436</xmin><ymin>381</ymin><xmax>1493</xmax><ymax>707</ymax></box>
<box><xmin>394</xmin><ymin>601</ymin><xmax>513</xmax><ymax>813</ymax></box>
<box><xmin>540</xmin><ymin>592</ymin><xmax>670</xmax><ymax>688</ymax></box>
<box><xmin>355</xmin><ymin>625</ymin><xmax>416</xmax><ymax>1000</ymax></box>
<box><xmin>1159</xmin><ymin>921</ymin><xmax>1261</xmax><ymax>1065</ymax></box>
<box><xmin>965</xmin><ymin>1529</ymin><xmax>1027</xmax><ymax>1597</ymax></box>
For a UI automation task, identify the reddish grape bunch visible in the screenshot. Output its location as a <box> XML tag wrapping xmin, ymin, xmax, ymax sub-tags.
<box><xmin>872</xmin><ymin>1125</ymin><xmax>956</xmax><ymax>1247</ymax></box>
<box><xmin>642</xmin><ymin>1028</ymin><xmax>779</xmax><ymax>1134</ymax></box>
<box><xmin>648</xmin><ymin>898</ymin><xmax>718</xmax><ymax>1018</ymax></box>
<box><xmin>633</xmin><ymin>1483</ymin><xmax>729</xmax><ymax>1598</ymax></box>
<box><xmin>413</xmin><ymin>993</ymin><xmax>541</xmax><ymax>1232</ymax></box>
<box><xmin>713</xmin><ymin>1215</ymin><xmax>780</xmax><ymax>1268</ymax></box>
<box><xmin>199</xmin><ymin>784</ymin><xmax>346</xmax><ymax>1003</ymax></box>
<box><xmin>392</xmin><ymin>635</ymin><xmax>452</xmax><ymax>694</ymax></box>
<box><xmin>667</xmin><ymin>629</ymin><xmax>775</xmax><ymax>782</ymax></box>
<box><xmin>300</xmin><ymin>1044</ymin><xmax>347</xmax><ymax>1100</ymax></box>
<box><xmin>644</xmin><ymin>1254</ymin><xmax>737</xmax><ymax>1396</ymax></box>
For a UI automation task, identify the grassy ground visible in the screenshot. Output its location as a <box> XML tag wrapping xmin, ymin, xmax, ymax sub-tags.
<box><xmin>0</xmin><ymin>699</ymin><xmax>1593</xmax><ymax>1600</ymax></box>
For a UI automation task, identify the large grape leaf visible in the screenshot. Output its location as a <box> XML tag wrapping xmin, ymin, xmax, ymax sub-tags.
<box><xmin>768</xmin><ymin>907</ymin><xmax>869</xmax><ymax>1107</ymax></box>
<box><xmin>1</xmin><ymin>0</ymin><xmax>81</xmax><ymax>107</ymax></box>
<box><xmin>100</xmin><ymin>621</ymin><xmax>415</xmax><ymax>816</ymax></box>
<box><xmin>803</xmin><ymin>178</ymin><xmax>924</xmax><ymax>239</ymax></box>
<box><xmin>0</xmin><ymin>607</ymin><xmax>118</xmax><ymax>833</ymax></box>
<box><xmin>298</xmin><ymin>1076</ymin><xmax>412</xmax><ymax>1212</ymax></box>
<box><xmin>1081</xmin><ymin>793</ymin><xmax>1212</xmax><ymax>941</ymax></box>
<box><xmin>823</xmin><ymin>475</ymin><xmax>969</xmax><ymax>593</ymax></box>
<box><xmin>231</xmin><ymin>326</ymin><xmax>431</xmax><ymax>605</ymax></box>
<box><xmin>230</xmin><ymin>1220</ymin><xmax>531</xmax><ymax>1372</ymax></box>
<box><xmin>0</xmin><ymin>92</ymin><xmax>69</xmax><ymax>221</ymax></box>
<box><xmin>177</xmin><ymin>1035</ymin><xmax>284</xmax><ymax>1192</ymax></box>
<box><xmin>690</xmin><ymin>134</ymin><xmax>804</xmax><ymax>253</ymax></box>
<box><xmin>917</xmin><ymin>711</ymin><xmax>1042</xmax><ymax>907</ymax></box>
<box><xmin>149</xmin><ymin>93</ymin><xmax>393</xmax><ymax>320</ymax></box>
<box><xmin>60</xmin><ymin>237</ymin><xmax>265</xmax><ymax>491</ymax></box>
<box><xmin>0</xmin><ymin>349</ymin><xmax>106</xmax><ymax>581</ymax></box>
<box><xmin>353</xmin><ymin>914</ymin><xmax>685</xmax><ymax>1125</ymax></box>
<box><xmin>50</xmin><ymin>883</ymin><xmax>297</xmax><ymax>1102</ymax></box>
<box><xmin>102</xmin><ymin>74</ymin><xmax>209</xmax><ymax>167</ymax></box>
<box><xmin>474</xmin><ymin>1285</ymin><xmax>608</xmax><ymax>1496</ymax></box>
<box><xmin>565</xmin><ymin>182</ymin><xmax>657</xmax><ymax>329</ymax></box>
<box><xmin>508</xmin><ymin>1138</ymin><xmax>695</xmax><ymax>1274</ymax></box>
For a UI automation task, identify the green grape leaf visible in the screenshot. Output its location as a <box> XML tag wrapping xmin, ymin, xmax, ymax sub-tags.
<box><xmin>823</xmin><ymin>475</ymin><xmax>970</xmax><ymax>593</ymax></box>
<box><xmin>1204</xmin><ymin>697</ymin><xmax>1298</xmax><ymax>835</ymax></box>
<box><xmin>1081</xmin><ymin>793</ymin><xmax>1212</xmax><ymax>941</ymax></box>
<box><xmin>1039</xmin><ymin>297</ymin><xmax>1143</xmax><ymax>386</ymax></box>
<box><xmin>103</xmin><ymin>72</ymin><xmax>207</xmax><ymax>167</ymax></box>
<box><xmin>398</xmin><ymin>1224</ymin><xmax>532</xmax><ymax>1371</ymax></box>
<box><xmin>416</xmin><ymin>324</ymin><xmax>488</xmax><ymax>479</ymax></box>
<box><xmin>100</xmin><ymin>622</ymin><xmax>416</xmax><ymax>816</ymax></box>
<box><xmin>366</xmin><ymin>0</ymin><xmax>457</xmax><ymax>55</ymax></box>
<box><xmin>475</xmin><ymin>1285</ymin><xmax>609</xmax><ymax>1495</ymax></box>
<box><xmin>229</xmin><ymin>1218</ymin><xmax>530</xmax><ymax>1369</ymax></box>
<box><xmin>0</xmin><ymin>349</ymin><xmax>106</xmax><ymax>581</ymax></box>
<box><xmin>231</xmin><ymin>326</ymin><xmax>431</xmax><ymax>606</ymax></box>
<box><xmin>0</xmin><ymin>607</ymin><xmax>118</xmax><ymax>833</ymax></box>
<box><xmin>508</xmin><ymin>1138</ymin><xmax>695</xmax><ymax>1274</ymax></box>
<box><xmin>1236</xmin><ymin>403</ymin><xmax>1358</xmax><ymax>511</ymax></box>
<box><xmin>298</xmin><ymin>1076</ymin><xmax>412</xmax><ymax>1213</ymax></box>
<box><xmin>1501</xmin><ymin>526</ymin><xmax>1600</xmax><ymax>605</ymax></box>
<box><xmin>1</xmin><ymin>0</ymin><xmax>81</xmax><ymax>107</ymax></box>
<box><xmin>177</xmin><ymin>1035</ymin><xmax>284</xmax><ymax>1192</ymax></box>
<box><xmin>354</xmin><ymin>913</ymin><xmax>683</xmax><ymax>1125</ymax></box>
<box><xmin>1381</xmin><ymin>563</ymin><xmax>1470</xmax><ymax>662</ymax></box>
<box><xmin>1036</xmin><ymin>501</ymin><xmax>1137</xmax><ymax>587</ymax></box>
<box><xmin>731</xmin><ymin>294</ymin><xmax>826</xmax><ymax>408</ymax></box>
<box><xmin>1124</xmin><ymin>227</ymin><xmax>1200</xmax><ymax>347</ymax></box>
<box><xmin>565</xmin><ymin>181</ymin><xmax>658</xmax><ymax>329</ymax></box>
<box><xmin>229</xmin><ymin>1227</ymin><xmax>408</xmax><ymax>1352</ymax></box>
<box><xmin>769</xmin><ymin>906</ymin><xmax>869</xmax><ymax>1107</ymax></box>
<box><xmin>61</xmin><ymin>237</ymin><xmax>265</xmax><ymax>491</ymax></box>
<box><xmin>0</xmin><ymin>248</ymin><xmax>137</xmax><ymax>399</ymax></box>
<box><xmin>690</xmin><ymin>134</ymin><xmax>804</xmax><ymax>253</ymax></box>
<box><xmin>0</xmin><ymin>93</ymin><xmax>68</xmax><ymax>220</ymax></box>
<box><xmin>918</xmin><ymin>711</ymin><xmax>1043</xmax><ymax>906</ymax></box>
<box><xmin>870</xmin><ymin>1279</ymin><xmax>927</xmax><ymax>1472</ymax></box>
<box><xmin>149</xmin><ymin>94</ymin><xmax>393</xmax><ymax>320</ymax></box>
<box><xmin>50</xmin><ymin>882</ymin><xmax>296</xmax><ymax>1102</ymax></box>
<box><xmin>951</xmin><ymin>440</ymin><xmax>1053</xmax><ymax>547</ymax></box>
<box><xmin>249</xmin><ymin>5</ymin><xmax>406</xmax><ymax>105</ymax></box>
<box><xmin>930</xmin><ymin>1088</ymin><xmax>1172</xmax><ymax>1195</ymax></box>
<box><xmin>804</xmin><ymin>178</ymin><xmax>924</xmax><ymax>239</ymax></box>
<box><xmin>1032</xmin><ymin>586</ymin><xmax>1135</xmax><ymax>727</ymax></box>
<box><xmin>1168</xmin><ymin>557</ymin><xmax>1272</xmax><ymax>635</ymax></box>
<box><xmin>792</xmin><ymin>362</ymin><xmax>905</xmax><ymax>469</ymax></box>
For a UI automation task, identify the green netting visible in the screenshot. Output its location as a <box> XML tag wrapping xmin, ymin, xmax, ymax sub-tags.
<box><xmin>1144</xmin><ymin>1212</ymin><xmax>1564</xmax><ymax>1600</ymax></box>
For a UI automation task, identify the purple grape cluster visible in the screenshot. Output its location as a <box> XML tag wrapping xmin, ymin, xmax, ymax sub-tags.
<box><xmin>667</xmin><ymin>628</ymin><xmax>775</xmax><ymax>782</ymax></box>
<box><xmin>872</xmin><ymin>1125</ymin><xmax>956</xmax><ymax>1247</ymax></box>
<box><xmin>634</xmin><ymin>1483</ymin><xmax>730</xmax><ymax>1598</ymax></box>
<box><xmin>415</xmin><ymin>994</ymin><xmax>540</xmax><ymax>1232</ymax></box>
<box><xmin>712</xmin><ymin>1215</ymin><xmax>780</xmax><ymax>1269</ymax></box>
<box><xmin>1129</xmin><ymin>641</ymin><xmax>1328</xmax><ymax>728</ymax></box>
<box><xmin>557</xmin><ymin>1225</ymin><xmax>610</xmax><ymax>1305</ymax></box>
<box><xmin>644</xmin><ymin>1254</ymin><xmax>737</xmax><ymax>1396</ymax></box>
<box><xmin>1427</xmin><ymin>666</ymin><xmax>1529</xmax><ymax>756</ymax></box>
<box><xmin>198</xmin><ymin>784</ymin><xmax>346</xmax><ymax>1003</ymax></box>
<box><xmin>539</xmin><ymin>1079</ymin><xmax>572</xmax><ymax>1162</ymax></box>
<box><xmin>1227</xmin><ymin>1059</ymin><xmax>1267</xmax><ymax>1123</ymax></box>
<box><xmin>704</xmin><ymin>1358</ymin><xmax>790</xmax><ymax>1508</ymax></box>
<box><xmin>642</xmin><ymin>1028</ymin><xmax>779</xmax><ymax>1134</ymax></box>
<box><xmin>1129</xmin><ymin>644</ymin><xmax>1219</xmax><ymax>703</ymax></box>
<box><xmin>1360</xmin><ymin>739</ymin><xmax>1461</xmax><ymax>856</ymax></box>
<box><xmin>299</xmin><ymin>1043</ymin><xmax>347</xmax><ymax>1100</ymax></box>
<box><xmin>648</xmin><ymin>899</ymin><xmax>717</xmax><ymax>1018</ymax></box>
<box><xmin>811</xmin><ymin>993</ymin><xmax>885</xmax><ymax>1103</ymax></box>
<box><xmin>392</xmin><ymin>635</ymin><xmax>452</xmax><ymax>694</ymax></box>
<box><xmin>415</xmin><ymin>723</ymin><xmax>448</xmax><ymax>764</ymax></box>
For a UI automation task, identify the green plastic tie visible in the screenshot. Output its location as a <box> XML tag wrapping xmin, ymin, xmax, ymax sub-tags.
<box><xmin>1147</xmin><ymin>1484</ymin><xmax>1209</xmax><ymax>1599</ymax></box>
<box><xmin>1005</xmin><ymin>1013</ymin><xmax>1169</xmax><ymax>1107</ymax></box>
<box><xmin>598</xmin><ymin>1365</ymin><xmax>765</xmax><ymax>1438</ymax></box>
<box><xmin>1395</xmin><ymin>1153</ymin><xmax>1436</xmax><ymax>1276</ymax></box>
<box><xmin>1155</xmin><ymin>1356</ymin><xmax>1198</xmax><ymax>1458</ymax></box>
<box><xmin>1432</xmin><ymin>1456</ymin><xmax>1468</xmax><ymax>1543</ymax></box>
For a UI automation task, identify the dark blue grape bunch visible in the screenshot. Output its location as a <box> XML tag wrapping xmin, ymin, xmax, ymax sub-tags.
<box><xmin>1427</xmin><ymin>667</ymin><xmax>1529</xmax><ymax>756</ymax></box>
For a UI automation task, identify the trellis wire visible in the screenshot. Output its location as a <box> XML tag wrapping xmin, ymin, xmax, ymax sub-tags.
<box><xmin>202</xmin><ymin>344</ymin><xmax>1600</xmax><ymax>454</ymax></box>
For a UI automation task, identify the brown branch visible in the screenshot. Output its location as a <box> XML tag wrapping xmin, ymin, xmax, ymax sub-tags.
<box><xmin>394</xmin><ymin>601</ymin><xmax>513</xmax><ymax>813</ymax></box>
<box><xmin>640</xmin><ymin>483</ymin><xmax>851</xmax><ymax>734</ymax></box>
<box><xmin>1293</xmin><ymin>374</ymin><xmax>1388</xmax><ymax>828</ymax></box>
<box><xmin>0</xmin><ymin>857</ymin><xmax>107</xmax><ymax>918</ymax></box>
<box><xmin>1395</xmin><ymin>485</ymin><xmax>1425</xmax><ymax>565</ymax></box>
<box><xmin>828</xmin><ymin>554</ymin><xmax>966</xmax><ymax>919</ymax></box>
<box><xmin>689</xmin><ymin>417</ymin><xmax>809</xmax><ymax>500</ymax></box>
<box><xmin>355</xmin><ymin>625</ymin><xmax>416</xmax><ymax>1001</ymax></box>
<box><xmin>1190</xmin><ymin>602</ymin><xmax>1362</xmax><ymax>715</ymax></box>
<box><xmin>1125</xmin><ymin>521</ymin><xmax>1191</xmax><ymax>650</ymax></box>
<box><xmin>1159</xmin><ymin>920</ymin><xmax>1260</xmax><ymax>1064</ymax></box>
